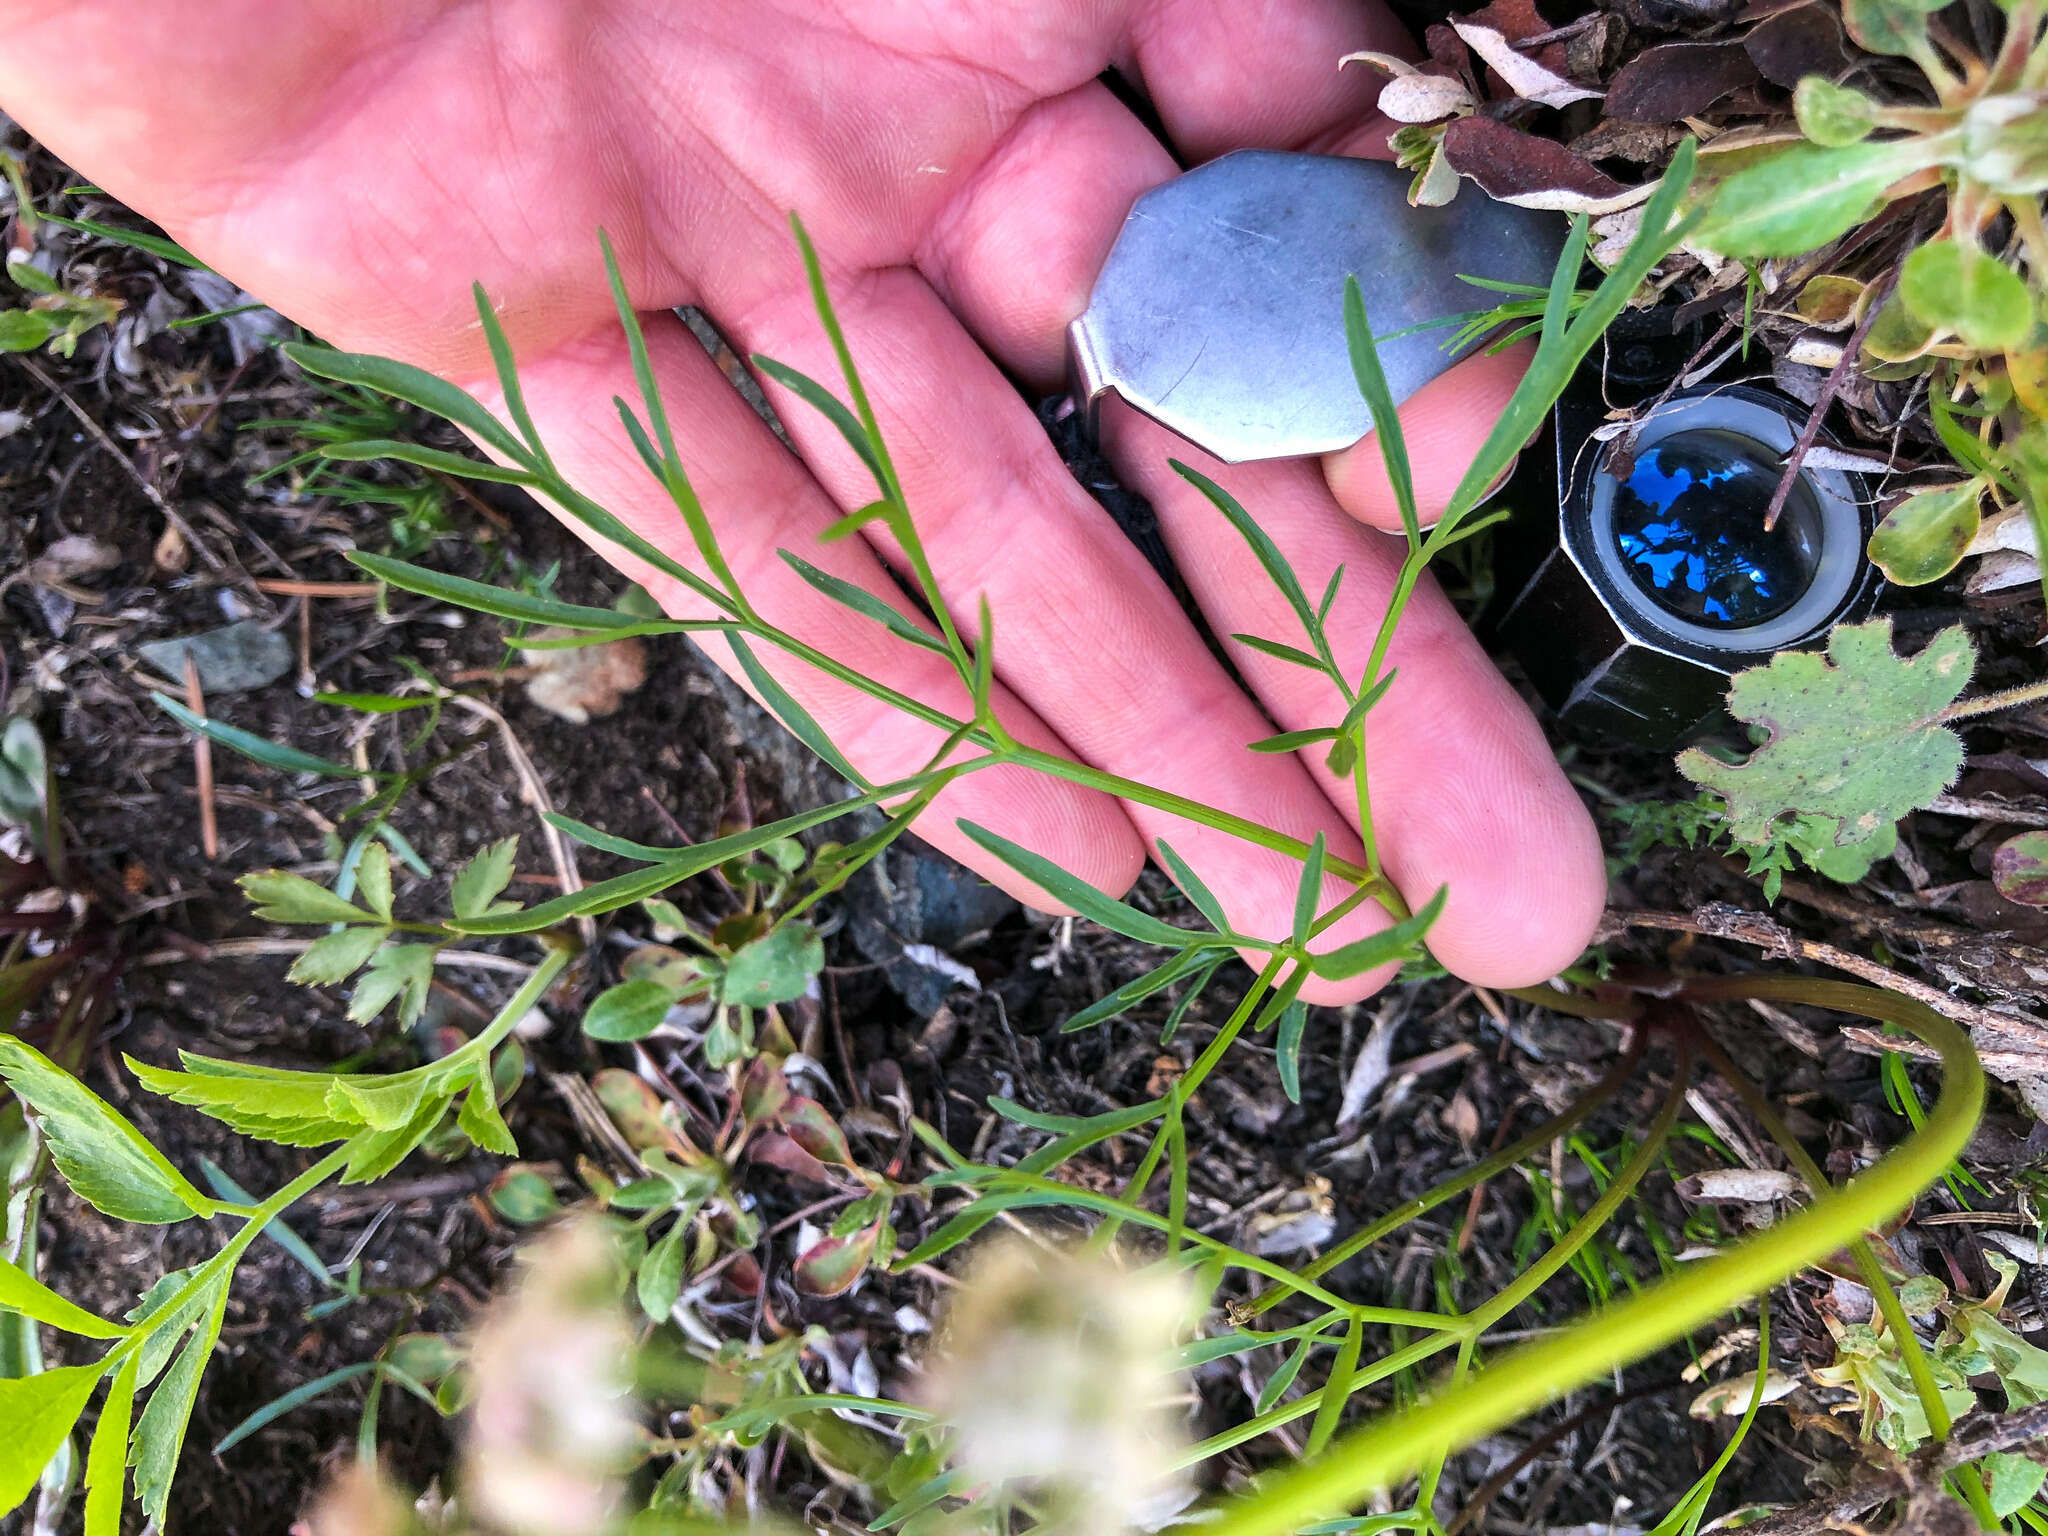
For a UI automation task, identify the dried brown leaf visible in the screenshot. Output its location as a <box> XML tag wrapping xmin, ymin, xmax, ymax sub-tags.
<box><xmin>1606</xmin><ymin>40</ymin><xmax>1758</xmax><ymax>122</ymax></box>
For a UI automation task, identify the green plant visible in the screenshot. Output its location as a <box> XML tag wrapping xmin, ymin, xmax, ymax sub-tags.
<box><xmin>1691</xmin><ymin>0</ymin><xmax>2048</xmax><ymax>601</ymax></box>
<box><xmin>0</xmin><ymin>135</ymin><xmax>2019</xmax><ymax>1536</ymax></box>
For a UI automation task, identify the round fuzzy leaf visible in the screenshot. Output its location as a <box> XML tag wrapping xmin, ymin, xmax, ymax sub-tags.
<box><xmin>1993</xmin><ymin>831</ymin><xmax>2048</xmax><ymax>906</ymax></box>
<box><xmin>1961</xmin><ymin>93</ymin><xmax>2048</xmax><ymax>196</ymax></box>
<box><xmin>384</xmin><ymin>1333</ymin><xmax>463</xmax><ymax>1387</ymax></box>
<box><xmin>1899</xmin><ymin>241</ymin><xmax>2034</xmax><ymax>352</ymax></box>
<box><xmin>1862</xmin><ymin>293</ymin><xmax>1938</xmax><ymax>363</ymax></box>
<box><xmin>487</xmin><ymin>1165</ymin><xmax>560</xmax><ymax>1224</ymax></box>
<box><xmin>1868</xmin><ymin>482</ymin><xmax>1983</xmax><ymax>584</ymax></box>
<box><xmin>621</xmin><ymin>944</ymin><xmax>711</xmax><ymax>996</ymax></box>
<box><xmin>591</xmin><ymin>1068</ymin><xmax>672</xmax><ymax>1151</ymax></box>
<box><xmin>582</xmin><ymin>978</ymin><xmax>679</xmax><ymax>1042</ymax></box>
<box><xmin>721</xmin><ymin>921</ymin><xmax>824</xmax><ymax>1009</ymax></box>
<box><xmin>1676</xmin><ymin>619</ymin><xmax>1974</xmax><ymax>848</ymax></box>
<box><xmin>1794</xmin><ymin>77</ymin><xmax>1877</xmax><ymax>146</ymax></box>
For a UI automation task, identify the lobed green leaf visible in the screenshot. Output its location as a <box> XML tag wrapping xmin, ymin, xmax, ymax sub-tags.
<box><xmin>0</xmin><ymin>1038</ymin><xmax>214</xmax><ymax>1224</ymax></box>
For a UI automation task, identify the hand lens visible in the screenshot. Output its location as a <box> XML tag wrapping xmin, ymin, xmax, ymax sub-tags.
<box><xmin>1492</xmin><ymin>382</ymin><xmax>1881</xmax><ymax>749</ymax></box>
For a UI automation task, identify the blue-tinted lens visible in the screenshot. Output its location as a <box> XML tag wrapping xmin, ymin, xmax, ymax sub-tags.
<box><xmin>1606</xmin><ymin>429</ymin><xmax>1822</xmax><ymax>628</ymax></box>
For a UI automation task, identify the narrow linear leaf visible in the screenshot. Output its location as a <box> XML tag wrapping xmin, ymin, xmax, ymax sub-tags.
<box><xmin>1306</xmin><ymin>1317</ymin><xmax>1365</xmax><ymax>1455</ymax></box>
<box><xmin>1248</xmin><ymin>727</ymin><xmax>1341</xmax><ymax>754</ymax></box>
<box><xmin>35</xmin><ymin>212</ymin><xmax>206</xmax><ymax>269</ymax></box>
<box><xmin>778</xmin><ymin>550</ymin><xmax>948</xmax><ymax>654</ymax></box>
<box><xmin>1233</xmin><ymin>634</ymin><xmax>1330</xmax><ymax>672</ymax></box>
<box><xmin>1344</xmin><ymin>278</ymin><xmax>1420</xmax><ymax>548</ymax></box>
<box><xmin>1292</xmin><ymin>833</ymin><xmax>1328</xmax><ymax>950</ymax></box>
<box><xmin>348</xmin><ymin>552</ymin><xmax>635</xmax><ymax>631</ymax></box>
<box><xmin>729</xmin><ymin>635</ymin><xmax>870</xmax><ymax>790</ymax></box>
<box><xmin>84</xmin><ymin>1354</ymin><xmax>138</xmax><ymax>1536</ymax></box>
<box><xmin>153</xmin><ymin>695</ymin><xmax>376</xmax><ymax>780</ymax></box>
<box><xmin>752</xmin><ymin>355</ymin><xmax>888</xmax><ymax>490</ymax></box>
<box><xmin>1154</xmin><ymin>838</ymin><xmax>1234</xmax><ymax>935</ymax></box>
<box><xmin>1176</xmin><ymin>462</ymin><xmax>1319</xmax><ymax>640</ymax></box>
<box><xmin>1059</xmin><ymin>945</ymin><xmax>1219</xmax><ymax>1034</ymax></box>
<box><xmin>1306</xmin><ymin>886</ymin><xmax>1447</xmax><ymax>980</ymax></box>
<box><xmin>958</xmin><ymin>821</ymin><xmax>1216</xmax><ymax>950</ymax></box>
<box><xmin>1276</xmin><ymin>1000</ymin><xmax>1310</xmax><ymax>1104</ymax></box>
<box><xmin>314</xmin><ymin>438</ymin><xmax>536</xmax><ymax>484</ymax></box>
<box><xmin>0</xmin><ymin>1038</ymin><xmax>213</xmax><ymax>1224</ymax></box>
<box><xmin>281</xmin><ymin>342</ymin><xmax>529</xmax><ymax>466</ymax></box>
<box><xmin>212</xmin><ymin>1361</ymin><xmax>379</xmax><ymax>1456</ymax></box>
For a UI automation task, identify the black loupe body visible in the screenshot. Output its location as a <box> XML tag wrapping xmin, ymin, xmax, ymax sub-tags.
<box><xmin>1491</xmin><ymin>382</ymin><xmax>1881</xmax><ymax>749</ymax></box>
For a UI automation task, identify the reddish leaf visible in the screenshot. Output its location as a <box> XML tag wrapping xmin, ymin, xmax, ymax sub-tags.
<box><xmin>1440</xmin><ymin>117</ymin><xmax>1632</xmax><ymax>209</ymax></box>
<box><xmin>779</xmin><ymin>1096</ymin><xmax>854</xmax><ymax>1167</ymax></box>
<box><xmin>1993</xmin><ymin>832</ymin><xmax>2048</xmax><ymax>907</ymax></box>
<box><xmin>592</xmin><ymin>1068</ymin><xmax>674</xmax><ymax>1151</ymax></box>
<box><xmin>1606</xmin><ymin>40</ymin><xmax>1758</xmax><ymax>122</ymax></box>
<box><xmin>792</xmin><ymin>1223</ymin><xmax>880</xmax><ymax>1297</ymax></box>
<box><xmin>738</xmin><ymin>1054</ymin><xmax>790</xmax><ymax>1127</ymax></box>
<box><xmin>748</xmin><ymin>1130</ymin><xmax>834</xmax><ymax>1185</ymax></box>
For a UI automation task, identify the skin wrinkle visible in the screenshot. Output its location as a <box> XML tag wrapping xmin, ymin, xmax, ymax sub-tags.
<box><xmin>0</xmin><ymin>0</ymin><xmax>1609</xmax><ymax>996</ymax></box>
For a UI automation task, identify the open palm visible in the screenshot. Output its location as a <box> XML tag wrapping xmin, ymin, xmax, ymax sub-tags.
<box><xmin>0</xmin><ymin>0</ymin><xmax>1607</xmax><ymax>999</ymax></box>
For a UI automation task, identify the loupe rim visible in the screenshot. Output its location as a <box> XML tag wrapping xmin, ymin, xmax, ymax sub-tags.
<box><xmin>1562</xmin><ymin>384</ymin><xmax>1877</xmax><ymax>665</ymax></box>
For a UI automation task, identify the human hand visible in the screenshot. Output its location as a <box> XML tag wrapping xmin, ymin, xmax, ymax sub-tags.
<box><xmin>0</xmin><ymin>0</ymin><xmax>1607</xmax><ymax>1002</ymax></box>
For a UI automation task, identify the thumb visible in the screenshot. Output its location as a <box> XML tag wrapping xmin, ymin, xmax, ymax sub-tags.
<box><xmin>1320</xmin><ymin>342</ymin><xmax>1532</xmax><ymax>532</ymax></box>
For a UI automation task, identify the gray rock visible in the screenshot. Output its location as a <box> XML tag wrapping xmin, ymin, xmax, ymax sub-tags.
<box><xmin>138</xmin><ymin>620</ymin><xmax>293</xmax><ymax>693</ymax></box>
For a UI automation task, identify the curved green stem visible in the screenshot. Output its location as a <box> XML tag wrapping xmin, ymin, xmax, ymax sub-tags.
<box><xmin>1200</xmin><ymin>981</ymin><xmax>1982</xmax><ymax>1536</ymax></box>
<box><xmin>1241</xmin><ymin>1026</ymin><xmax>1650</xmax><ymax>1321</ymax></box>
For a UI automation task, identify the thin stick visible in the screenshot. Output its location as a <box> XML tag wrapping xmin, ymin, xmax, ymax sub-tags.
<box><xmin>1762</xmin><ymin>284</ymin><xmax>1887</xmax><ymax>532</ymax></box>
<box><xmin>182</xmin><ymin>654</ymin><xmax>219</xmax><ymax>860</ymax></box>
<box><xmin>253</xmin><ymin>579</ymin><xmax>380</xmax><ymax>599</ymax></box>
<box><xmin>447</xmin><ymin>695</ymin><xmax>593</xmax><ymax>949</ymax></box>
<box><xmin>16</xmin><ymin>353</ymin><xmax>225</xmax><ymax>574</ymax></box>
<box><xmin>1602</xmin><ymin>904</ymin><xmax>2048</xmax><ymax>1051</ymax></box>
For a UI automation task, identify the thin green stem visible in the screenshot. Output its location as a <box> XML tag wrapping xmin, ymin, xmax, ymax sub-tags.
<box><xmin>1199</xmin><ymin>981</ymin><xmax>1981</xmax><ymax>1536</ymax></box>
<box><xmin>1242</xmin><ymin>1028</ymin><xmax>1648</xmax><ymax>1320</ymax></box>
<box><xmin>112</xmin><ymin>1144</ymin><xmax>354</xmax><ymax>1361</ymax></box>
<box><xmin>1458</xmin><ymin>1048</ymin><xmax>1689</xmax><ymax>1336</ymax></box>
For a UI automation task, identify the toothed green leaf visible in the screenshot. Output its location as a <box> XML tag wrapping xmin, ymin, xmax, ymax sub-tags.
<box><xmin>1677</xmin><ymin>620</ymin><xmax>1973</xmax><ymax>849</ymax></box>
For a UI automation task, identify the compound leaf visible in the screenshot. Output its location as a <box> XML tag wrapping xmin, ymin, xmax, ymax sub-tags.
<box><xmin>84</xmin><ymin>1354</ymin><xmax>138</xmax><ymax>1536</ymax></box>
<box><xmin>287</xmin><ymin>925</ymin><xmax>390</xmax><ymax>987</ymax></box>
<box><xmin>0</xmin><ymin>1363</ymin><xmax>104</xmax><ymax>1519</ymax></box>
<box><xmin>450</xmin><ymin>836</ymin><xmax>520</xmax><ymax>919</ymax></box>
<box><xmin>130</xmin><ymin>1280</ymin><xmax>229</xmax><ymax>1523</ymax></box>
<box><xmin>0</xmin><ymin>1254</ymin><xmax>126</xmax><ymax>1340</ymax></box>
<box><xmin>239</xmin><ymin>870</ymin><xmax>376</xmax><ymax>927</ymax></box>
<box><xmin>1677</xmin><ymin>619</ymin><xmax>1973</xmax><ymax>848</ymax></box>
<box><xmin>0</xmin><ymin>1038</ymin><xmax>212</xmax><ymax>1224</ymax></box>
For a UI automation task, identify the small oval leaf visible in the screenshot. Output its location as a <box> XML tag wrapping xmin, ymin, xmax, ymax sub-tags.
<box><xmin>1993</xmin><ymin>830</ymin><xmax>2048</xmax><ymax>907</ymax></box>
<box><xmin>1868</xmin><ymin>482</ymin><xmax>1982</xmax><ymax>585</ymax></box>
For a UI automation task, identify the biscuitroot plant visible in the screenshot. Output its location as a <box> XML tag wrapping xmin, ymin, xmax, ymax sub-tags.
<box><xmin>0</xmin><ymin>134</ymin><xmax>2013</xmax><ymax>1534</ymax></box>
